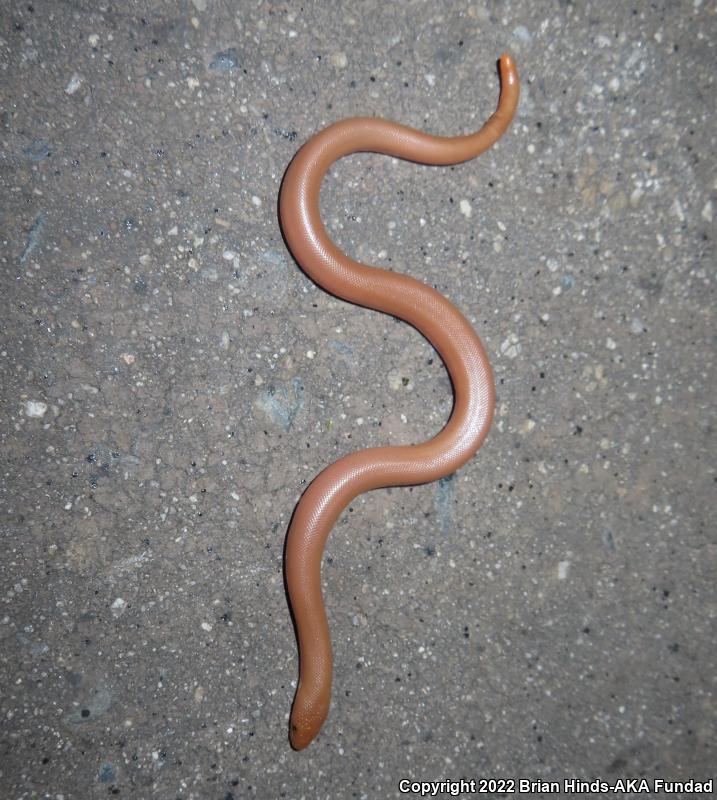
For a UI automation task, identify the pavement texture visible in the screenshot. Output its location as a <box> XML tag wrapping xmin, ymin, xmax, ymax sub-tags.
<box><xmin>1</xmin><ymin>1</ymin><xmax>715</xmax><ymax>798</ymax></box>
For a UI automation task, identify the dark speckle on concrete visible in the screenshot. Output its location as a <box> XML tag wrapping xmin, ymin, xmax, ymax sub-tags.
<box><xmin>601</xmin><ymin>527</ymin><xmax>616</xmax><ymax>552</ymax></box>
<box><xmin>1</xmin><ymin>0</ymin><xmax>714</xmax><ymax>797</ymax></box>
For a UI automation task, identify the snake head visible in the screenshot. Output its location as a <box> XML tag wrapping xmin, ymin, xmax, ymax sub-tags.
<box><xmin>289</xmin><ymin>719</ymin><xmax>317</xmax><ymax>751</ymax></box>
<box><xmin>289</xmin><ymin>687</ymin><xmax>329</xmax><ymax>751</ymax></box>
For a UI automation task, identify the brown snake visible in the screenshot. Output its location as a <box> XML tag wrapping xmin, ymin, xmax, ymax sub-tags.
<box><xmin>279</xmin><ymin>53</ymin><xmax>520</xmax><ymax>750</ymax></box>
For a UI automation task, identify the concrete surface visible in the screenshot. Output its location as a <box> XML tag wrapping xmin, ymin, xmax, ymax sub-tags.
<box><xmin>1</xmin><ymin>0</ymin><xmax>715</xmax><ymax>798</ymax></box>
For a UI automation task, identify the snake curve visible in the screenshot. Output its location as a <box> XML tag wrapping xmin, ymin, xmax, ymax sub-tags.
<box><xmin>279</xmin><ymin>53</ymin><xmax>520</xmax><ymax>750</ymax></box>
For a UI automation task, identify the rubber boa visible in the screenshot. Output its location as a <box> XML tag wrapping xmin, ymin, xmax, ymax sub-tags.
<box><xmin>279</xmin><ymin>53</ymin><xmax>519</xmax><ymax>750</ymax></box>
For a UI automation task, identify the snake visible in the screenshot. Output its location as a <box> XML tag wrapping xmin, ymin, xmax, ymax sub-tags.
<box><xmin>278</xmin><ymin>53</ymin><xmax>520</xmax><ymax>750</ymax></box>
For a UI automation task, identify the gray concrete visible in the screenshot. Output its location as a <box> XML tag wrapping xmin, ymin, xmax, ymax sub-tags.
<box><xmin>1</xmin><ymin>1</ymin><xmax>714</xmax><ymax>798</ymax></box>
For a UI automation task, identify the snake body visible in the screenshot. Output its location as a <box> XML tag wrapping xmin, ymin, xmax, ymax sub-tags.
<box><xmin>279</xmin><ymin>54</ymin><xmax>519</xmax><ymax>750</ymax></box>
